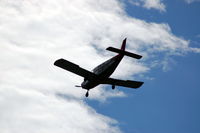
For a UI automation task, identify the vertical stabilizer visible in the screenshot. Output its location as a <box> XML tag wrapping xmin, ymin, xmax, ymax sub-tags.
<box><xmin>106</xmin><ymin>38</ymin><xmax>142</xmax><ymax>59</ymax></box>
<box><xmin>121</xmin><ymin>38</ymin><xmax>126</xmax><ymax>51</ymax></box>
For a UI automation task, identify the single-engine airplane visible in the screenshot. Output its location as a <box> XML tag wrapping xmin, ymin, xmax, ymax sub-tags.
<box><xmin>54</xmin><ymin>38</ymin><xmax>143</xmax><ymax>97</ymax></box>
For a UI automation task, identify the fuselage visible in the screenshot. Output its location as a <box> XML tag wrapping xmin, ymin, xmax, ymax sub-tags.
<box><xmin>81</xmin><ymin>54</ymin><xmax>124</xmax><ymax>90</ymax></box>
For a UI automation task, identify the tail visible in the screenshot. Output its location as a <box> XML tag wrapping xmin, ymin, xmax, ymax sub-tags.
<box><xmin>121</xmin><ymin>38</ymin><xmax>126</xmax><ymax>51</ymax></box>
<box><xmin>106</xmin><ymin>38</ymin><xmax>142</xmax><ymax>59</ymax></box>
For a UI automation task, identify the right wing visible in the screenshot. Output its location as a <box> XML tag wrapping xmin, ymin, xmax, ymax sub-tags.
<box><xmin>102</xmin><ymin>77</ymin><xmax>143</xmax><ymax>89</ymax></box>
<box><xmin>54</xmin><ymin>58</ymin><xmax>97</xmax><ymax>80</ymax></box>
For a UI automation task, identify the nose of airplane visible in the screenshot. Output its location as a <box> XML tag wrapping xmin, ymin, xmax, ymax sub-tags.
<box><xmin>81</xmin><ymin>81</ymin><xmax>86</xmax><ymax>89</ymax></box>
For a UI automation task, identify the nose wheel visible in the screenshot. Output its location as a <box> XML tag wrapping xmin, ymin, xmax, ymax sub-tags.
<box><xmin>85</xmin><ymin>90</ymin><xmax>89</xmax><ymax>97</ymax></box>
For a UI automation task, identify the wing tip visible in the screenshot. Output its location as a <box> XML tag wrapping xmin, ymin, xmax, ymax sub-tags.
<box><xmin>126</xmin><ymin>80</ymin><xmax>144</xmax><ymax>89</ymax></box>
<box><xmin>136</xmin><ymin>81</ymin><xmax>144</xmax><ymax>88</ymax></box>
<box><xmin>54</xmin><ymin>58</ymin><xmax>62</xmax><ymax>66</ymax></box>
<box><xmin>54</xmin><ymin>58</ymin><xmax>69</xmax><ymax>68</ymax></box>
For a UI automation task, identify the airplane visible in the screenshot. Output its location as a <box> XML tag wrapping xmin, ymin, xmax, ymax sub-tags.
<box><xmin>54</xmin><ymin>38</ymin><xmax>143</xmax><ymax>97</ymax></box>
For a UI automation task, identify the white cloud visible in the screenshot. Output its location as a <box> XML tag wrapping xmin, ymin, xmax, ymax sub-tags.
<box><xmin>185</xmin><ymin>0</ymin><xmax>200</xmax><ymax>4</ymax></box>
<box><xmin>0</xmin><ymin>0</ymin><xmax>199</xmax><ymax>133</ymax></box>
<box><xmin>128</xmin><ymin>0</ymin><xmax>166</xmax><ymax>12</ymax></box>
<box><xmin>0</xmin><ymin>87</ymin><xmax>121</xmax><ymax>133</ymax></box>
<box><xmin>128</xmin><ymin>0</ymin><xmax>141</xmax><ymax>6</ymax></box>
<box><xmin>142</xmin><ymin>0</ymin><xmax>166</xmax><ymax>11</ymax></box>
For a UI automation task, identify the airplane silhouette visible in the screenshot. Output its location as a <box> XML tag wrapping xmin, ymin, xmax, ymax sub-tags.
<box><xmin>54</xmin><ymin>38</ymin><xmax>143</xmax><ymax>97</ymax></box>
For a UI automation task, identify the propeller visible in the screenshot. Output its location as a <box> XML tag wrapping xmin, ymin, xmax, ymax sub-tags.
<box><xmin>75</xmin><ymin>85</ymin><xmax>82</xmax><ymax>87</ymax></box>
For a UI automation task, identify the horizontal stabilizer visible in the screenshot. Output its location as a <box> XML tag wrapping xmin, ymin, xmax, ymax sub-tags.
<box><xmin>106</xmin><ymin>47</ymin><xmax>142</xmax><ymax>59</ymax></box>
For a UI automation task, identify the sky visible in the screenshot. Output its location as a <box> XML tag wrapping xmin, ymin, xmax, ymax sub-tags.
<box><xmin>0</xmin><ymin>0</ymin><xmax>200</xmax><ymax>133</ymax></box>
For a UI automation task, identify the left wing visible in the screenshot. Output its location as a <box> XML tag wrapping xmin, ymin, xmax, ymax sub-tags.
<box><xmin>102</xmin><ymin>77</ymin><xmax>143</xmax><ymax>89</ymax></box>
<box><xmin>54</xmin><ymin>58</ymin><xmax>97</xmax><ymax>80</ymax></box>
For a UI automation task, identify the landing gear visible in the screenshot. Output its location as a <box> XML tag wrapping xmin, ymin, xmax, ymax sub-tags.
<box><xmin>112</xmin><ymin>85</ymin><xmax>115</xmax><ymax>90</ymax></box>
<box><xmin>85</xmin><ymin>90</ymin><xmax>89</xmax><ymax>97</ymax></box>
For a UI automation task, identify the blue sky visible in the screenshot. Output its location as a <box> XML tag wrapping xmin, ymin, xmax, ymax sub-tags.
<box><xmin>1</xmin><ymin>0</ymin><xmax>200</xmax><ymax>133</ymax></box>
<box><xmin>87</xmin><ymin>1</ymin><xmax>200</xmax><ymax>133</ymax></box>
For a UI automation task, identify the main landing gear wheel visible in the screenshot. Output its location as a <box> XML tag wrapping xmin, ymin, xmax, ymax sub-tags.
<box><xmin>112</xmin><ymin>85</ymin><xmax>115</xmax><ymax>90</ymax></box>
<box><xmin>85</xmin><ymin>91</ymin><xmax>89</xmax><ymax>97</ymax></box>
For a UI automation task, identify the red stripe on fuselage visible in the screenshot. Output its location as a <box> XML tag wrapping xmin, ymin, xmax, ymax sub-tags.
<box><xmin>81</xmin><ymin>54</ymin><xmax>124</xmax><ymax>90</ymax></box>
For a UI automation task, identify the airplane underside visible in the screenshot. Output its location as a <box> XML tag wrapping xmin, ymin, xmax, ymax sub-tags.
<box><xmin>54</xmin><ymin>38</ymin><xmax>144</xmax><ymax>97</ymax></box>
<box><xmin>81</xmin><ymin>55</ymin><xmax>123</xmax><ymax>88</ymax></box>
